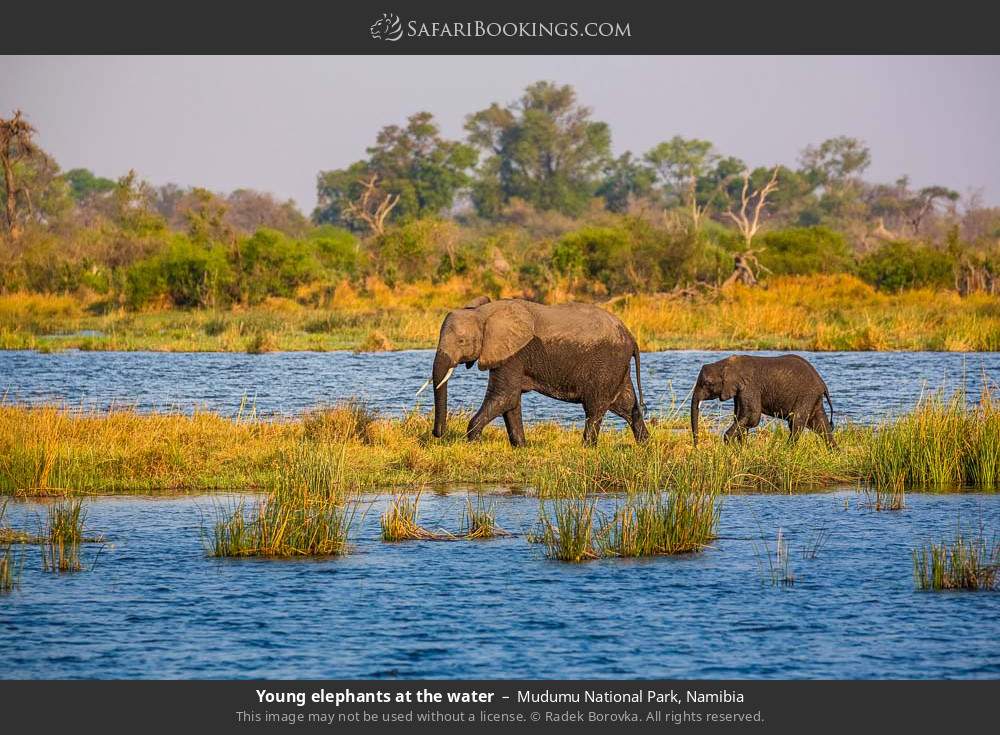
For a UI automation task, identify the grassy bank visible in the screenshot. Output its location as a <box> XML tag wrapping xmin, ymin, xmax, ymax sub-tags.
<box><xmin>1</xmin><ymin>274</ymin><xmax>998</xmax><ymax>353</ymax></box>
<box><xmin>1</xmin><ymin>392</ymin><xmax>997</xmax><ymax>497</ymax></box>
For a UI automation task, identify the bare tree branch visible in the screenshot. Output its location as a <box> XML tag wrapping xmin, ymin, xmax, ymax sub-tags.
<box><xmin>343</xmin><ymin>173</ymin><xmax>400</xmax><ymax>236</ymax></box>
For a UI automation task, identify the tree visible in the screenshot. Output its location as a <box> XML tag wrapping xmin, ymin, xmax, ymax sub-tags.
<box><xmin>722</xmin><ymin>167</ymin><xmax>780</xmax><ymax>288</ymax></box>
<box><xmin>906</xmin><ymin>185</ymin><xmax>959</xmax><ymax>235</ymax></box>
<box><xmin>63</xmin><ymin>168</ymin><xmax>116</xmax><ymax>202</ymax></box>
<box><xmin>596</xmin><ymin>152</ymin><xmax>655</xmax><ymax>213</ymax></box>
<box><xmin>314</xmin><ymin>112</ymin><xmax>475</xmax><ymax>230</ymax></box>
<box><xmin>645</xmin><ymin>137</ymin><xmax>719</xmax><ymax>230</ymax></box>
<box><xmin>725</xmin><ymin>167</ymin><xmax>780</xmax><ymax>248</ymax></box>
<box><xmin>799</xmin><ymin>135</ymin><xmax>871</xmax><ymax>191</ymax></box>
<box><xmin>225</xmin><ymin>189</ymin><xmax>308</xmax><ymax>237</ymax></box>
<box><xmin>0</xmin><ymin>110</ymin><xmax>38</xmax><ymax>240</ymax></box>
<box><xmin>465</xmin><ymin>81</ymin><xmax>611</xmax><ymax>217</ymax></box>
<box><xmin>342</xmin><ymin>173</ymin><xmax>400</xmax><ymax>237</ymax></box>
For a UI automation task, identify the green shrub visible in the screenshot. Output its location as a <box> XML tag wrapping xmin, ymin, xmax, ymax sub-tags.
<box><xmin>758</xmin><ymin>226</ymin><xmax>854</xmax><ymax>276</ymax></box>
<box><xmin>125</xmin><ymin>236</ymin><xmax>232</xmax><ymax>308</ymax></box>
<box><xmin>236</xmin><ymin>228</ymin><xmax>322</xmax><ymax>303</ymax></box>
<box><xmin>309</xmin><ymin>225</ymin><xmax>359</xmax><ymax>275</ymax></box>
<box><xmin>858</xmin><ymin>241</ymin><xmax>955</xmax><ymax>291</ymax></box>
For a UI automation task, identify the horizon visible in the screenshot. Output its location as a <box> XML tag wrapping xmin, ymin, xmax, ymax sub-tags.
<box><xmin>2</xmin><ymin>55</ymin><xmax>999</xmax><ymax>212</ymax></box>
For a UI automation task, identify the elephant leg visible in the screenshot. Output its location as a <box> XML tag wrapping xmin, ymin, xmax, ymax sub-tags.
<box><xmin>502</xmin><ymin>402</ymin><xmax>526</xmax><ymax>448</ymax></box>
<box><xmin>610</xmin><ymin>379</ymin><xmax>648</xmax><ymax>444</ymax></box>
<box><xmin>808</xmin><ymin>401</ymin><xmax>837</xmax><ymax>448</ymax></box>
<box><xmin>583</xmin><ymin>414</ymin><xmax>605</xmax><ymax>446</ymax></box>
<box><xmin>467</xmin><ymin>367</ymin><xmax>523</xmax><ymax>441</ymax></box>
<box><xmin>725</xmin><ymin>398</ymin><xmax>760</xmax><ymax>444</ymax></box>
<box><xmin>788</xmin><ymin>405</ymin><xmax>809</xmax><ymax>442</ymax></box>
<box><xmin>723</xmin><ymin>420</ymin><xmax>746</xmax><ymax>444</ymax></box>
<box><xmin>467</xmin><ymin>400</ymin><xmax>505</xmax><ymax>441</ymax></box>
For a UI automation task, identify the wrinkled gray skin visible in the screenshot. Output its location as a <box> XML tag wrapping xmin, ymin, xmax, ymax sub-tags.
<box><xmin>691</xmin><ymin>355</ymin><xmax>835</xmax><ymax>447</ymax></box>
<box><xmin>431</xmin><ymin>297</ymin><xmax>648</xmax><ymax>447</ymax></box>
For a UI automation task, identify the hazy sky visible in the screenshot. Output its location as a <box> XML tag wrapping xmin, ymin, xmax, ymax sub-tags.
<box><xmin>2</xmin><ymin>55</ymin><xmax>998</xmax><ymax>211</ymax></box>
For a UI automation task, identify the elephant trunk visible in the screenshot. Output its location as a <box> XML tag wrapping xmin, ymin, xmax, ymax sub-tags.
<box><xmin>691</xmin><ymin>384</ymin><xmax>705</xmax><ymax>447</ymax></box>
<box><xmin>432</xmin><ymin>350</ymin><xmax>452</xmax><ymax>438</ymax></box>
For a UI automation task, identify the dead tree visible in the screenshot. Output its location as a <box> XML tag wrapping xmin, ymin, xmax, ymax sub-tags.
<box><xmin>343</xmin><ymin>173</ymin><xmax>400</xmax><ymax>236</ymax></box>
<box><xmin>721</xmin><ymin>167</ymin><xmax>779</xmax><ymax>288</ymax></box>
<box><xmin>0</xmin><ymin>110</ymin><xmax>38</xmax><ymax>241</ymax></box>
<box><xmin>721</xmin><ymin>250</ymin><xmax>771</xmax><ymax>289</ymax></box>
<box><xmin>725</xmin><ymin>167</ymin><xmax>779</xmax><ymax>249</ymax></box>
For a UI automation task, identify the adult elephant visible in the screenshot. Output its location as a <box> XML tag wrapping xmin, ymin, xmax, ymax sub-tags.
<box><xmin>418</xmin><ymin>296</ymin><xmax>649</xmax><ymax>447</ymax></box>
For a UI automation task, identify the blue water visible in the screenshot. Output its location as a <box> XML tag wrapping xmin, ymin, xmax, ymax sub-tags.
<box><xmin>1</xmin><ymin>491</ymin><xmax>998</xmax><ymax>679</ymax></box>
<box><xmin>1</xmin><ymin>350</ymin><xmax>998</xmax><ymax>426</ymax></box>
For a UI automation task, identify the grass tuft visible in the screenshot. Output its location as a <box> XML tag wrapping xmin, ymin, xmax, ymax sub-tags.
<box><xmin>913</xmin><ymin>524</ymin><xmax>1000</xmax><ymax>591</ymax></box>
<box><xmin>41</xmin><ymin>499</ymin><xmax>86</xmax><ymax>572</ymax></box>
<box><xmin>0</xmin><ymin>543</ymin><xmax>24</xmax><ymax>593</ymax></box>
<box><xmin>538</xmin><ymin>496</ymin><xmax>600</xmax><ymax>562</ymax></box>
<box><xmin>462</xmin><ymin>493</ymin><xmax>509</xmax><ymax>540</ymax></box>
<box><xmin>600</xmin><ymin>490</ymin><xmax>718</xmax><ymax>557</ymax></box>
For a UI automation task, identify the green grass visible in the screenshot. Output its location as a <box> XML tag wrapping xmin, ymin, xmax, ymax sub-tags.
<box><xmin>865</xmin><ymin>390</ymin><xmax>1000</xmax><ymax>491</ymax></box>
<box><xmin>462</xmin><ymin>494</ymin><xmax>508</xmax><ymax>540</ymax></box>
<box><xmin>380</xmin><ymin>492</ymin><xmax>450</xmax><ymax>541</ymax></box>
<box><xmin>1</xmin><ymin>391</ymin><xmax>998</xmax><ymax>499</ymax></box>
<box><xmin>41</xmin><ymin>499</ymin><xmax>86</xmax><ymax>572</ymax></box>
<box><xmin>0</xmin><ymin>543</ymin><xmax>23</xmax><ymax>593</ymax></box>
<box><xmin>601</xmin><ymin>490</ymin><xmax>719</xmax><ymax>557</ymax></box>
<box><xmin>913</xmin><ymin>525</ymin><xmax>1000</xmax><ymax>591</ymax></box>
<box><xmin>538</xmin><ymin>496</ymin><xmax>600</xmax><ymax>562</ymax></box>
<box><xmin>211</xmin><ymin>485</ymin><xmax>359</xmax><ymax>558</ymax></box>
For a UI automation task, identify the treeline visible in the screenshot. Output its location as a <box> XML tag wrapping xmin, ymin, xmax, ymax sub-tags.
<box><xmin>1</xmin><ymin>82</ymin><xmax>998</xmax><ymax>310</ymax></box>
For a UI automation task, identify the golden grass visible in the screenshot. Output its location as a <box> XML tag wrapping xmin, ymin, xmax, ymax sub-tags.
<box><xmin>1</xmin><ymin>274</ymin><xmax>998</xmax><ymax>352</ymax></box>
<box><xmin>0</xmin><ymin>391</ymin><xmax>997</xmax><ymax>498</ymax></box>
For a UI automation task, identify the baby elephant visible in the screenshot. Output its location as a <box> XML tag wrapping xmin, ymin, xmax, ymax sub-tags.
<box><xmin>691</xmin><ymin>355</ymin><xmax>835</xmax><ymax>447</ymax></box>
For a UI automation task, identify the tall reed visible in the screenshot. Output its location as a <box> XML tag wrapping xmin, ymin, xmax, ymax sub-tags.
<box><xmin>211</xmin><ymin>444</ymin><xmax>359</xmax><ymax>557</ymax></box>
<box><xmin>0</xmin><ymin>544</ymin><xmax>23</xmax><ymax>592</ymax></box>
<box><xmin>600</xmin><ymin>490</ymin><xmax>718</xmax><ymax>557</ymax></box>
<box><xmin>212</xmin><ymin>490</ymin><xmax>357</xmax><ymax>557</ymax></box>
<box><xmin>462</xmin><ymin>493</ymin><xmax>507</xmax><ymax>540</ymax></box>
<box><xmin>913</xmin><ymin>525</ymin><xmax>999</xmax><ymax>591</ymax></box>
<box><xmin>866</xmin><ymin>389</ymin><xmax>1000</xmax><ymax>491</ymax></box>
<box><xmin>538</xmin><ymin>495</ymin><xmax>600</xmax><ymax>562</ymax></box>
<box><xmin>41</xmin><ymin>499</ymin><xmax>85</xmax><ymax>572</ymax></box>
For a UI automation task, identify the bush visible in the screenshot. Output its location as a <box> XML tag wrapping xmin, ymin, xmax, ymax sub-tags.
<box><xmin>309</xmin><ymin>225</ymin><xmax>359</xmax><ymax>276</ymax></box>
<box><xmin>236</xmin><ymin>228</ymin><xmax>323</xmax><ymax>304</ymax></box>
<box><xmin>551</xmin><ymin>221</ymin><xmax>701</xmax><ymax>294</ymax></box>
<box><xmin>125</xmin><ymin>236</ymin><xmax>232</xmax><ymax>308</ymax></box>
<box><xmin>858</xmin><ymin>241</ymin><xmax>955</xmax><ymax>291</ymax></box>
<box><xmin>758</xmin><ymin>226</ymin><xmax>854</xmax><ymax>276</ymax></box>
<box><xmin>373</xmin><ymin>218</ymin><xmax>462</xmax><ymax>284</ymax></box>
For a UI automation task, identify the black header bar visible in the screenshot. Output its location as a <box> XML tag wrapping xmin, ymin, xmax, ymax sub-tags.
<box><xmin>3</xmin><ymin>0</ymin><xmax>999</xmax><ymax>54</ymax></box>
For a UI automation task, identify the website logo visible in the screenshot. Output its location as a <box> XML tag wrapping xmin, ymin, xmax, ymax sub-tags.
<box><xmin>370</xmin><ymin>13</ymin><xmax>404</xmax><ymax>42</ymax></box>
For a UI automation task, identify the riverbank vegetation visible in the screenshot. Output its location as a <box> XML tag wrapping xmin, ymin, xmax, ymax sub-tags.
<box><xmin>2</xmin><ymin>83</ymin><xmax>999</xmax><ymax>353</ymax></box>
<box><xmin>1</xmin><ymin>273</ymin><xmax>998</xmax><ymax>352</ymax></box>
<box><xmin>2</xmin><ymin>391</ymin><xmax>997</xmax><ymax>499</ymax></box>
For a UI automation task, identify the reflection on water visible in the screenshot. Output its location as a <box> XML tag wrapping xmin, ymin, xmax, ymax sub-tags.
<box><xmin>1</xmin><ymin>350</ymin><xmax>997</xmax><ymax>426</ymax></box>
<box><xmin>0</xmin><ymin>491</ymin><xmax>997</xmax><ymax>680</ymax></box>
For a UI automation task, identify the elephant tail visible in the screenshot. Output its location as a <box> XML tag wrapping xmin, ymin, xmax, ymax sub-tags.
<box><xmin>633</xmin><ymin>344</ymin><xmax>646</xmax><ymax>417</ymax></box>
<box><xmin>824</xmin><ymin>389</ymin><xmax>834</xmax><ymax>428</ymax></box>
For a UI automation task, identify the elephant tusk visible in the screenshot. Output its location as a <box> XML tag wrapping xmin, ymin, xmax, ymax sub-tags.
<box><xmin>415</xmin><ymin>377</ymin><xmax>433</xmax><ymax>397</ymax></box>
<box><xmin>435</xmin><ymin>367</ymin><xmax>455</xmax><ymax>390</ymax></box>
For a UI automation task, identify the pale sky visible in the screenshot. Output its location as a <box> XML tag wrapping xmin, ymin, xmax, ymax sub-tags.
<box><xmin>2</xmin><ymin>55</ymin><xmax>998</xmax><ymax>211</ymax></box>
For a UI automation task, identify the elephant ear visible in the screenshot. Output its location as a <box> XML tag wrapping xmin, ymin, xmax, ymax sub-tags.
<box><xmin>463</xmin><ymin>296</ymin><xmax>491</xmax><ymax>309</ymax></box>
<box><xmin>720</xmin><ymin>361</ymin><xmax>740</xmax><ymax>401</ymax></box>
<box><xmin>478</xmin><ymin>302</ymin><xmax>534</xmax><ymax>370</ymax></box>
